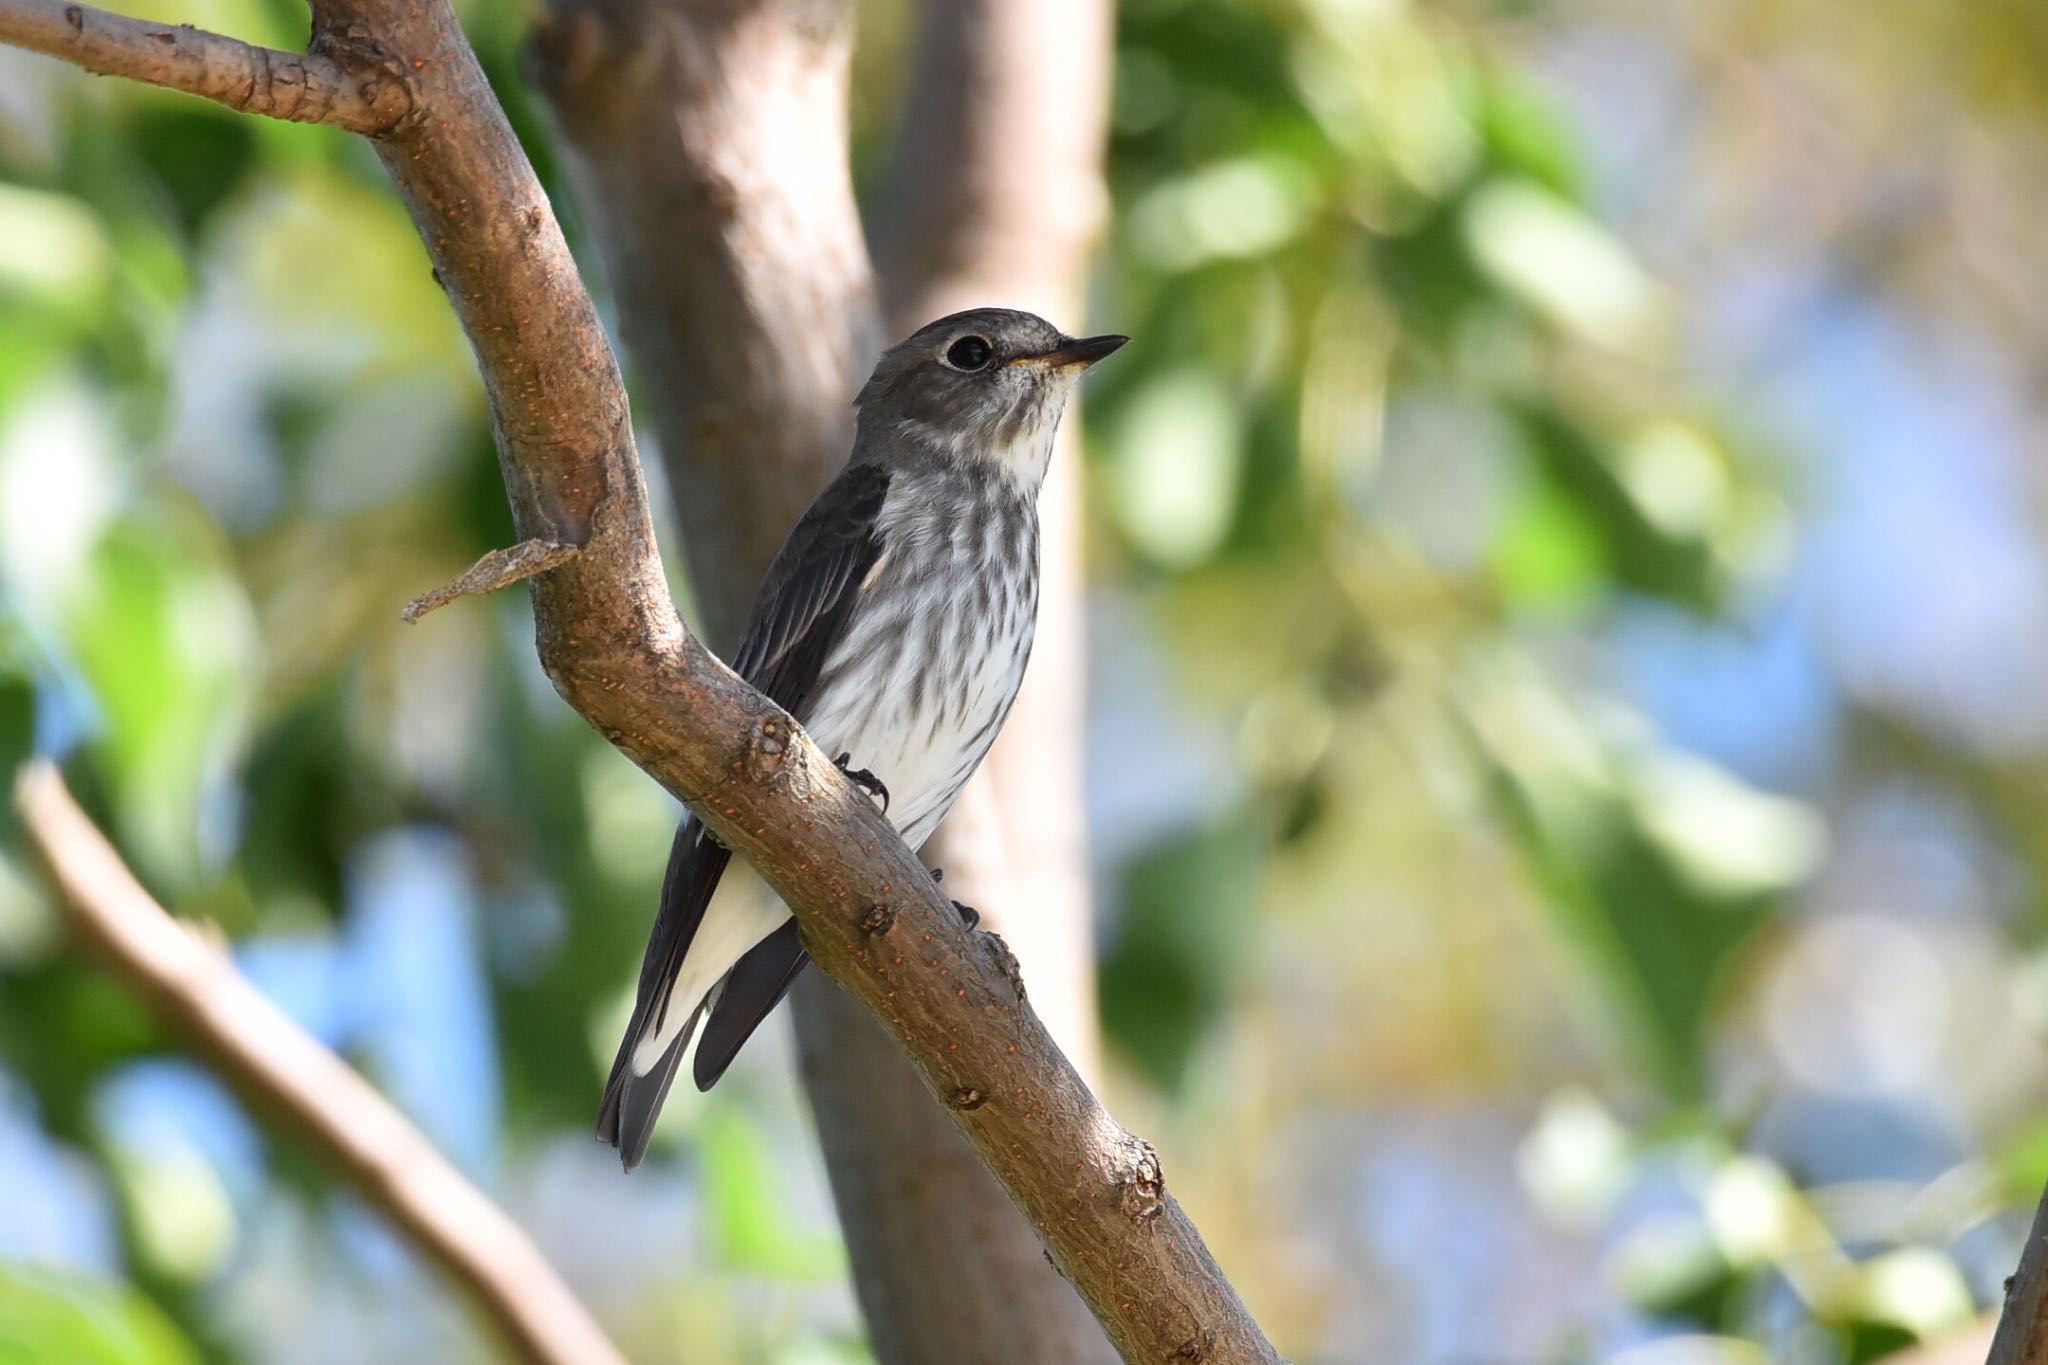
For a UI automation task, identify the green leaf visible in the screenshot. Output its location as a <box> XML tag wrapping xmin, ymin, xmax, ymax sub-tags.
<box><xmin>1492</xmin><ymin>476</ymin><xmax>1607</xmax><ymax>612</ymax></box>
<box><xmin>1459</xmin><ymin>682</ymin><xmax>1785</xmax><ymax>1095</ymax></box>
<box><xmin>1840</xmin><ymin>1321</ymin><xmax>1918</xmax><ymax>1365</ymax></box>
<box><xmin>698</xmin><ymin>1107</ymin><xmax>845</xmax><ymax>1281</ymax></box>
<box><xmin>0</xmin><ymin>186</ymin><xmax>114</xmax><ymax>318</ymax></box>
<box><xmin>1995</xmin><ymin>1117</ymin><xmax>2048</xmax><ymax>1199</ymax></box>
<box><xmin>1100</xmin><ymin>815</ymin><xmax>1262</xmax><ymax>1093</ymax></box>
<box><xmin>128</xmin><ymin>109</ymin><xmax>257</xmax><ymax>237</ymax></box>
<box><xmin>59</xmin><ymin>514</ymin><xmax>256</xmax><ymax>885</ymax></box>
<box><xmin>0</xmin><ymin>1263</ymin><xmax>199</xmax><ymax>1365</ymax></box>
<box><xmin>0</xmin><ymin>674</ymin><xmax>32</xmax><ymax>794</ymax></box>
<box><xmin>1476</xmin><ymin>77</ymin><xmax>1585</xmax><ymax>197</ymax></box>
<box><xmin>1463</xmin><ymin>179</ymin><xmax>1666</xmax><ymax>352</ymax></box>
<box><xmin>1511</xmin><ymin>405</ymin><xmax>1718</xmax><ymax>611</ymax></box>
<box><xmin>0</xmin><ymin>621</ymin><xmax>37</xmax><ymax>853</ymax></box>
<box><xmin>1101</xmin><ymin>369</ymin><xmax>1244</xmax><ymax>568</ymax></box>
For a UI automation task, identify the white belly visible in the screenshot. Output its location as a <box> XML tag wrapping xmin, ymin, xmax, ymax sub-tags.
<box><xmin>802</xmin><ymin>601</ymin><xmax>1030</xmax><ymax>850</ymax></box>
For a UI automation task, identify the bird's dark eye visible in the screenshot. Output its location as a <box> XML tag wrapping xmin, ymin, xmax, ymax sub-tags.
<box><xmin>946</xmin><ymin>335</ymin><xmax>994</xmax><ymax>371</ymax></box>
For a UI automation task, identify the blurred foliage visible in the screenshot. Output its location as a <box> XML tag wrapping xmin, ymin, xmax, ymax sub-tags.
<box><xmin>0</xmin><ymin>1265</ymin><xmax>198</xmax><ymax>1365</ymax></box>
<box><xmin>1090</xmin><ymin>0</ymin><xmax>1785</xmax><ymax>1105</ymax></box>
<box><xmin>1</xmin><ymin>0</ymin><xmax>2046</xmax><ymax>1361</ymax></box>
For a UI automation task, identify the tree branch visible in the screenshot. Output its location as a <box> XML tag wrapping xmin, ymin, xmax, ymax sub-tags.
<box><xmin>376</xmin><ymin>0</ymin><xmax>1278</xmax><ymax>1348</ymax></box>
<box><xmin>1992</xmin><ymin>1179</ymin><xmax>2048</xmax><ymax>1365</ymax></box>
<box><xmin>2</xmin><ymin>0</ymin><xmax>1287</xmax><ymax>1353</ymax></box>
<box><xmin>12</xmin><ymin>762</ymin><xmax>625</xmax><ymax>1365</ymax></box>
<box><xmin>0</xmin><ymin>0</ymin><xmax>412</xmax><ymax>134</ymax></box>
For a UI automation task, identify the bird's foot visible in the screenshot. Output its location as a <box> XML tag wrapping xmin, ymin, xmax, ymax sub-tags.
<box><xmin>833</xmin><ymin>752</ymin><xmax>890</xmax><ymax>813</ymax></box>
<box><xmin>926</xmin><ymin>868</ymin><xmax>979</xmax><ymax>928</ymax></box>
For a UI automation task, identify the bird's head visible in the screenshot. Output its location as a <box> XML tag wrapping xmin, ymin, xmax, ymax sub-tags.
<box><xmin>854</xmin><ymin>307</ymin><xmax>1127</xmax><ymax>488</ymax></box>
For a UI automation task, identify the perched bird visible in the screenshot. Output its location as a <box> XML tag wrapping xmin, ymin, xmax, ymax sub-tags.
<box><xmin>598</xmin><ymin>308</ymin><xmax>1127</xmax><ymax>1170</ymax></box>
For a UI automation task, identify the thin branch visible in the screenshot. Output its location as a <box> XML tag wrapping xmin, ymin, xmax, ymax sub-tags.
<box><xmin>13</xmin><ymin>762</ymin><xmax>625</xmax><ymax>1365</ymax></box>
<box><xmin>1992</xmin><ymin>1180</ymin><xmax>2048</xmax><ymax>1365</ymax></box>
<box><xmin>0</xmin><ymin>0</ymin><xmax>411</xmax><ymax>134</ymax></box>
<box><xmin>404</xmin><ymin>537</ymin><xmax>581</xmax><ymax>622</ymax></box>
<box><xmin>1</xmin><ymin>0</ymin><xmax>1288</xmax><ymax>1353</ymax></box>
<box><xmin>360</xmin><ymin>0</ymin><xmax>1281</xmax><ymax>1338</ymax></box>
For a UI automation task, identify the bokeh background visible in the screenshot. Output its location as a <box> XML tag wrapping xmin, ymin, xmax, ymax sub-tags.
<box><xmin>4</xmin><ymin>0</ymin><xmax>2048</xmax><ymax>1360</ymax></box>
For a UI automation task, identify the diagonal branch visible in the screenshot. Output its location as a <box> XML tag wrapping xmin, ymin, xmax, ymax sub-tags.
<box><xmin>1991</xmin><ymin>1178</ymin><xmax>2048</xmax><ymax>1365</ymax></box>
<box><xmin>13</xmin><ymin>762</ymin><xmax>625</xmax><ymax>1365</ymax></box>
<box><xmin>1</xmin><ymin>0</ymin><xmax>1286</xmax><ymax>1356</ymax></box>
<box><xmin>403</xmin><ymin>537</ymin><xmax>582</xmax><ymax>622</ymax></box>
<box><xmin>0</xmin><ymin>0</ymin><xmax>411</xmax><ymax>134</ymax></box>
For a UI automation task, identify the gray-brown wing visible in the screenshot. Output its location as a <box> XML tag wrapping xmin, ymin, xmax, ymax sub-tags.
<box><xmin>599</xmin><ymin>462</ymin><xmax>891</xmax><ymax>1165</ymax></box>
<box><xmin>732</xmin><ymin>461</ymin><xmax>893</xmax><ymax>709</ymax></box>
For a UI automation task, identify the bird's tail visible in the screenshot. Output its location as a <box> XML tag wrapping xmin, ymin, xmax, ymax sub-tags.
<box><xmin>597</xmin><ymin>919</ymin><xmax>740</xmax><ymax>1169</ymax></box>
<box><xmin>595</xmin><ymin>997</ymin><xmax>704</xmax><ymax>1172</ymax></box>
<box><xmin>597</xmin><ymin>828</ymin><xmax>788</xmax><ymax>1170</ymax></box>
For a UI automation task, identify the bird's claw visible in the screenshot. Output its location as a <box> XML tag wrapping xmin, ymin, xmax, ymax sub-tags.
<box><xmin>833</xmin><ymin>752</ymin><xmax>890</xmax><ymax>813</ymax></box>
<box><xmin>925</xmin><ymin>868</ymin><xmax>976</xmax><ymax>927</ymax></box>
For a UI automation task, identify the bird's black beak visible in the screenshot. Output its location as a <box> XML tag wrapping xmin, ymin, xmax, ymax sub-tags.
<box><xmin>1018</xmin><ymin>334</ymin><xmax>1130</xmax><ymax>371</ymax></box>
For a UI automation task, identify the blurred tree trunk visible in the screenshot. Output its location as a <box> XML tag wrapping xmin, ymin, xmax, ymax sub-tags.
<box><xmin>528</xmin><ymin>0</ymin><xmax>874</xmax><ymax>646</ymax></box>
<box><xmin>529</xmin><ymin>0</ymin><xmax>1116</xmax><ymax>1359</ymax></box>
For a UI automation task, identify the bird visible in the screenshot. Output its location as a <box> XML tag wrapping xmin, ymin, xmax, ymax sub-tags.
<box><xmin>597</xmin><ymin>307</ymin><xmax>1127</xmax><ymax>1170</ymax></box>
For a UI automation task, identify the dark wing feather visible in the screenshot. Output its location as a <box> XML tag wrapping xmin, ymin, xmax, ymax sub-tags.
<box><xmin>596</xmin><ymin>821</ymin><xmax>730</xmax><ymax>1164</ymax></box>
<box><xmin>693</xmin><ymin>919</ymin><xmax>807</xmax><ymax>1091</ymax></box>
<box><xmin>731</xmin><ymin>461</ymin><xmax>893</xmax><ymax>707</ymax></box>
<box><xmin>599</xmin><ymin>463</ymin><xmax>890</xmax><ymax>1163</ymax></box>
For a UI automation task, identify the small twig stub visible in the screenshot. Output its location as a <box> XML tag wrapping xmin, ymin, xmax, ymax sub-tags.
<box><xmin>403</xmin><ymin>538</ymin><xmax>580</xmax><ymax>622</ymax></box>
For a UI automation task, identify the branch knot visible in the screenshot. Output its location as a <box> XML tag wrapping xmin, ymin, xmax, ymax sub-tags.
<box><xmin>1119</xmin><ymin>1140</ymin><xmax>1166</xmax><ymax>1224</ymax></box>
<box><xmin>743</xmin><ymin>713</ymin><xmax>794</xmax><ymax>785</ymax></box>
<box><xmin>975</xmin><ymin>928</ymin><xmax>1028</xmax><ymax>1004</ymax></box>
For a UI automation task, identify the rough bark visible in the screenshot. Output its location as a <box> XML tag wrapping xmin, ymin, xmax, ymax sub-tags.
<box><xmin>1</xmin><ymin>0</ymin><xmax>1285</xmax><ymax>1355</ymax></box>
<box><xmin>527</xmin><ymin>1</ymin><xmax>1119</xmax><ymax>1359</ymax></box>
<box><xmin>15</xmin><ymin>764</ymin><xmax>625</xmax><ymax>1365</ymax></box>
